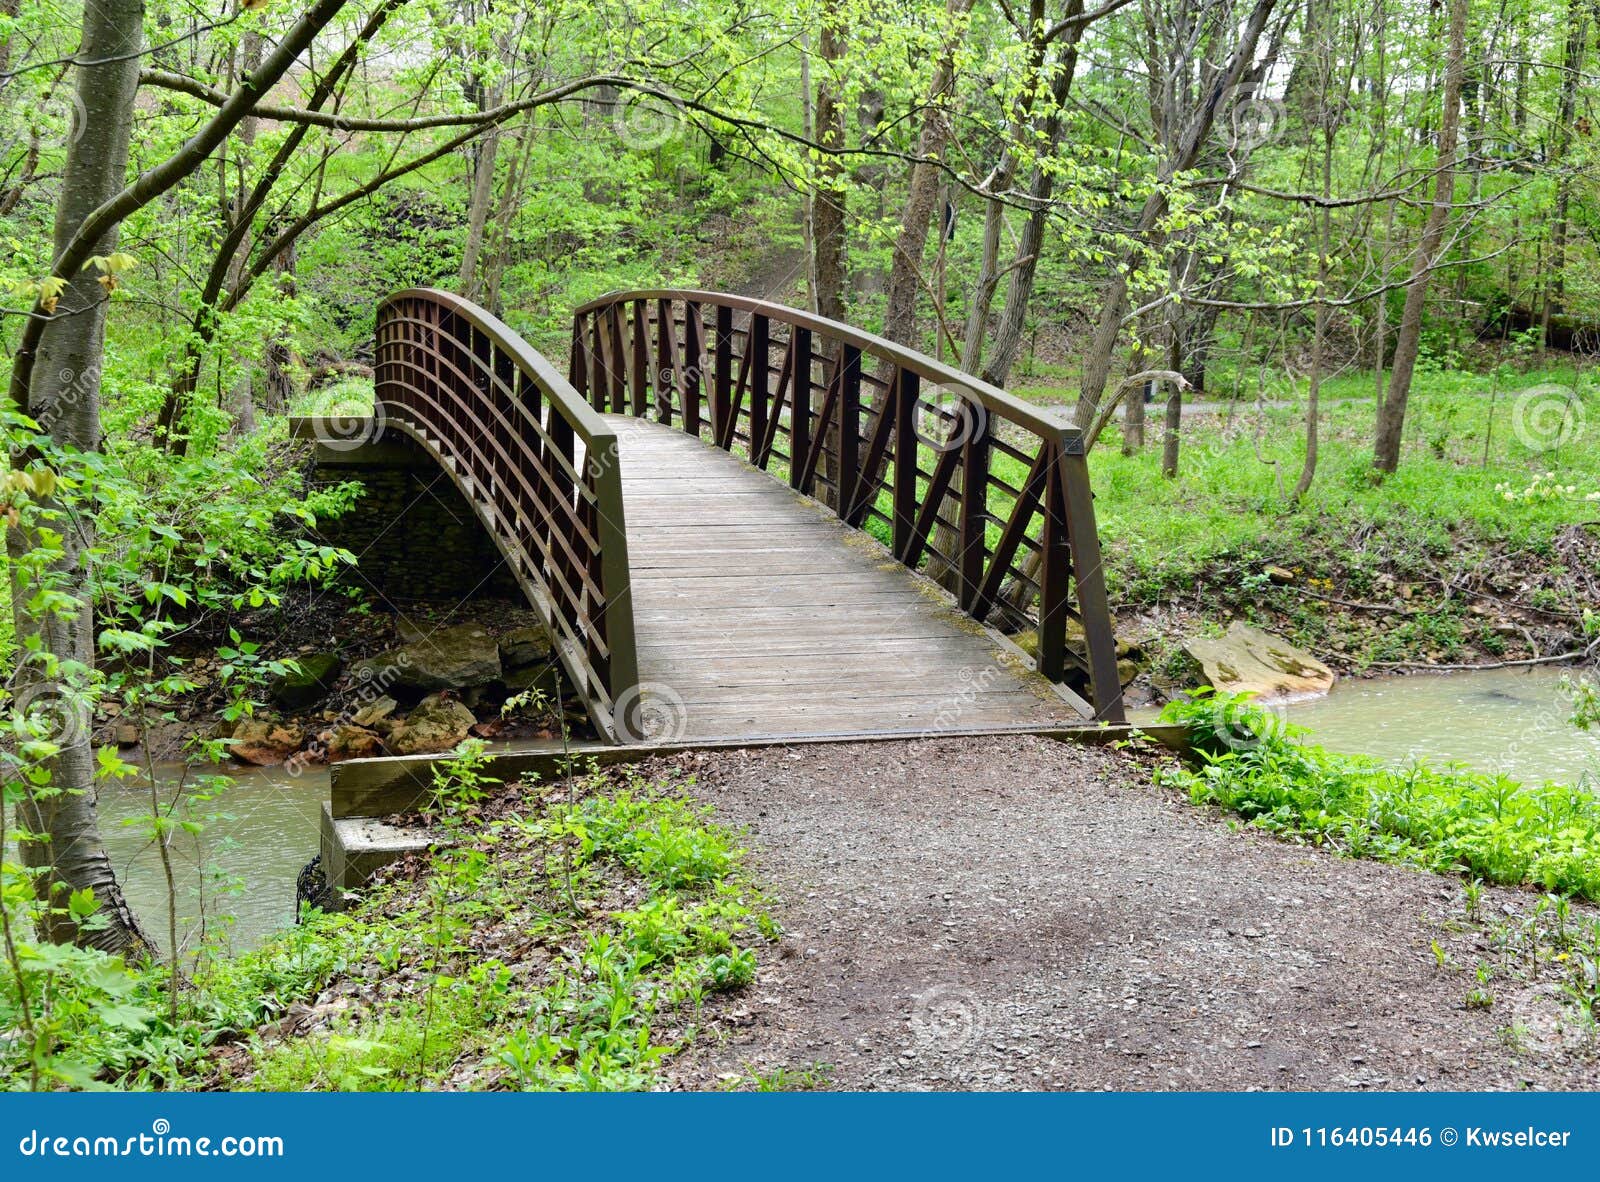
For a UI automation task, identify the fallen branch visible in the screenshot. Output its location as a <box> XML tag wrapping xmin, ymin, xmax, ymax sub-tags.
<box><xmin>1369</xmin><ymin>637</ymin><xmax>1600</xmax><ymax>672</ymax></box>
<box><xmin>1279</xmin><ymin>584</ymin><xmax>1428</xmax><ymax>616</ymax></box>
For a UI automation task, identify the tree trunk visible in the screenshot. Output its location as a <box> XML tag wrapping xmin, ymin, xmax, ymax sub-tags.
<box><xmin>1160</xmin><ymin>385</ymin><xmax>1183</xmax><ymax>477</ymax></box>
<box><xmin>813</xmin><ymin>11</ymin><xmax>847</xmax><ymax>323</ymax></box>
<box><xmin>10</xmin><ymin>0</ymin><xmax>152</xmax><ymax>954</ymax></box>
<box><xmin>485</xmin><ymin>123</ymin><xmax>535</xmax><ymax>316</ymax></box>
<box><xmin>880</xmin><ymin>0</ymin><xmax>977</xmax><ymax>348</ymax></box>
<box><xmin>959</xmin><ymin>0</ymin><xmax>1083</xmax><ymax>372</ymax></box>
<box><xmin>1542</xmin><ymin>0</ymin><xmax>1586</xmax><ymax>335</ymax></box>
<box><xmin>979</xmin><ymin>45</ymin><xmax>1077</xmax><ymax>390</ymax></box>
<box><xmin>1373</xmin><ymin>0</ymin><xmax>1467</xmax><ymax>474</ymax></box>
<box><xmin>1293</xmin><ymin>121</ymin><xmax>1336</xmax><ymax>502</ymax></box>
<box><xmin>1122</xmin><ymin>342</ymin><xmax>1147</xmax><ymax>453</ymax></box>
<box><xmin>1160</xmin><ymin>313</ymin><xmax>1182</xmax><ymax>478</ymax></box>
<box><xmin>457</xmin><ymin>105</ymin><xmax>503</xmax><ymax>299</ymax></box>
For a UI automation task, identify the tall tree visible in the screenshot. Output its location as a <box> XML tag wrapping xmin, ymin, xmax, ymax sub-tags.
<box><xmin>960</xmin><ymin>0</ymin><xmax>1087</xmax><ymax>375</ymax></box>
<box><xmin>813</xmin><ymin>5</ymin><xmax>849</xmax><ymax>323</ymax></box>
<box><xmin>9</xmin><ymin>0</ymin><xmax>355</xmax><ymax>948</ymax></box>
<box><xmin>1372</xmin><ymin>0</ymin><xmax>1468</xmax><ymax>473</ymax></box>
<box><xmin>881</xmin><ymin>0</ymin><xmax>978</xmax><ymax>347</ymax></box>
<box><xmin>9</xmin><ymin>0</ymin><xmax>150</xmax><ymax>953</ymax></box>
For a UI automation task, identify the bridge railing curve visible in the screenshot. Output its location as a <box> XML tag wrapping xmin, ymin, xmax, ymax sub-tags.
<box><xmin>375</xmin><ymin>288</ymin><xmax>638</xmax><ymax>739</ymax></box>
<box><xmin>568</xmin><ymin>289</ymin><xmax>1124</xmax><ymax>722</ymax></box>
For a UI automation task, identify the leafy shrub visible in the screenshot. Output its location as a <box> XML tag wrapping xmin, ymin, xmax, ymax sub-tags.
<box><xmin>1158</xmin><ymin>691</ymin><xmax>1600</xmax><ymax>900</ymax></box>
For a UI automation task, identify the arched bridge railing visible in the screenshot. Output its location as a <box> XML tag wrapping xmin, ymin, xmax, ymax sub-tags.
<box><xmin>375</xmin><ymin>288</ymin><xmax>638</xmax><ymax>739</ymax></box>
<box><xmin>568</xmin><ymin>290</ymin><xmax>1125</xmax><ymax>722</ymax></box>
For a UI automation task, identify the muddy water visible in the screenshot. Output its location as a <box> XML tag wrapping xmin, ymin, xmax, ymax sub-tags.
<box><xmin>92</xmin><ymin>763</ymin><xmax>326</xmax><ymax>954</ymax></box>
<box><xmin>67</xmin><ymin>667</ymin><xmax>1600</xmax><ymax>955</ymax></box>
<box><xmin>1284</xmin><ymin>667</ymin><xmax>1597</xmax><ymax>788</ymax></box>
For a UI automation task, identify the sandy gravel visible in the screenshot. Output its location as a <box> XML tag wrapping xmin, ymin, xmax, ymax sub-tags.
<box><xmin>654</xmin><ymin>735</ymin><xmax>1600</xmax><ymax>1091</ymax></box>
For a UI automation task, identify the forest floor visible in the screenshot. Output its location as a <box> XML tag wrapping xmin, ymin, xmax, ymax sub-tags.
<box><xmin>661</xmin><ymin>736</ymin><xmax>1600</xmax><ymax>1091</ymax></box>
<box><xmin>1063</xmin><ymin>376</ymin><xmax>1600</xmax><ymax>703</ymax></box>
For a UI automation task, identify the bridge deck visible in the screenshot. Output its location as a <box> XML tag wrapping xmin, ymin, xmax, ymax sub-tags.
<box><xmin>611</xmin><ymin>416</ymin><xmax>1077</xmax><ymax>740</ymax></box>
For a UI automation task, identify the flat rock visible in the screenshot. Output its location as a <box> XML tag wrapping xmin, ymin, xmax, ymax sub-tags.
<box><xmin>1182</xmin><ymin>621</ymin><xmax>1334</xmax><ymax>703</ymax></box>
<box><xmin>353</xmin><ymin>623</ymin><xmax>501</xmax><ymax>693</ymax></box>
<box><xmin>230</xmin><ymin>719</ymin><xmax>305</xmax><ymax>766</ymax></box>
<box><xmin>386</xmin><ymin>693</ymin><xmax>477</xmax><ymax>756</ymax></box>
<box><xmin>317</xmin><ymin>723</ymin><xmax>386</xmax><ymax>763</ymax></box>
<box><xmin>351</xmin><ymin>695</ymin><xmax>398</xmax><ymax>728</ymax></box>
<box><xmin>499</xmin><ymin>623</ymin><xmax>553</xmax><ymax>669</ymax></box>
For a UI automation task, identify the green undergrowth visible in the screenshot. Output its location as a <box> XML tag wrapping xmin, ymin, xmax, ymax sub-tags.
<box><xmin>1089</xmin><ymin>381</ymin><xmax>1600</xmax><ymax>612</ymax></box>
<box><xmin>1156</xmin><ymin>691</ymin><xmax>1600</xmax><ymax>902</ymax></box>
<box><xmin>3</xmin><ymin>753</ymin><xmax>773</xmax><ymax>1091</ymax></box>
<box><xmin>228</xmin><ymin>765</ymin><xmax>771</xmax><ymax>1091</ymax></box>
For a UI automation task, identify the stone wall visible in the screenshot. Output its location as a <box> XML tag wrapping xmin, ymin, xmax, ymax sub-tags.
<box><xmin>305</xmin><ymin>434</ymin><xmax>520</xmax><ymax>602</ymax></box>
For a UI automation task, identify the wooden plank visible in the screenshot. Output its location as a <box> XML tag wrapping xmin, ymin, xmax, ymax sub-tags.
<box><xmin>330</xmin><ymin>721</ymin><xmax>1195</xmax><ymax>817</ymax></box>
<box><xmin>601</xmin><ymin>412</ymin><xmax>1081</xmax><ymax>740</ymax></box>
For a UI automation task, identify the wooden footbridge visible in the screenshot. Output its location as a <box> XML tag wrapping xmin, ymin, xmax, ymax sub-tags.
<box><xmin>359</xmin><ymin>287</ymin><xmax>1125</xmax><ymax>744</ymax></box>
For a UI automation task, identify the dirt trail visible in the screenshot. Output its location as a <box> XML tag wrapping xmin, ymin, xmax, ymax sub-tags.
<box><xmin>660</xmin><ymin>736</ymin><xmax>1599</xmax><ymax>1091</ymax></box>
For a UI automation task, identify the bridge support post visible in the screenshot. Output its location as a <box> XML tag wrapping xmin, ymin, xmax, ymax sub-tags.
<box><xmin>1058</xmin><ymin>447</ymin><xmax>1125</xmax><ymax>723</ymax></box>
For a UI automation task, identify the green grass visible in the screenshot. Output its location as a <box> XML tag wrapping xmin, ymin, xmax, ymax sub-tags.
<box><xmin>1084</xmin><ymin>369</ymin><xmax>1599</xmax><ymax>604</ymax></box>
<box><xmin>4</xmin><ymin>764</ymin><xmax>772</xmax><ymax>1092</ymax></box>
<box><xmin>1156</xmin><ymin>691</ymin><xmax>1600</xmax><ymax>902</ymax></box>
<box><xmin>287</xmin><ymin>375</ymin><xmax>377</xmax><ymax>419</ymax></box>
<box><xmin>233</xmin><ymin>771</ymin><xmax>769</xmax><ymax>1091</ymax></box>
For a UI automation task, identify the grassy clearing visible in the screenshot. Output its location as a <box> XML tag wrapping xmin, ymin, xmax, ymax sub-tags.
<box><xmin>1082</xmin><ymin>368</ymin><xmax>1599</xmax><ymax>606</ymax></box>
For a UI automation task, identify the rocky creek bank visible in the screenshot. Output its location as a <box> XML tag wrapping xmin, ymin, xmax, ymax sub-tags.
<box><xmin>94</xmin><ymin>598</ymin><xmax>584</xmax><ymax>769</ymax></box>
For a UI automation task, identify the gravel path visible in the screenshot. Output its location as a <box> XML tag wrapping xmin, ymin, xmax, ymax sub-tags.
<box><xmin>657</xmin><ymin>735</ymin><xmax>1599</xmax><ymax>1091</ymax></box>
